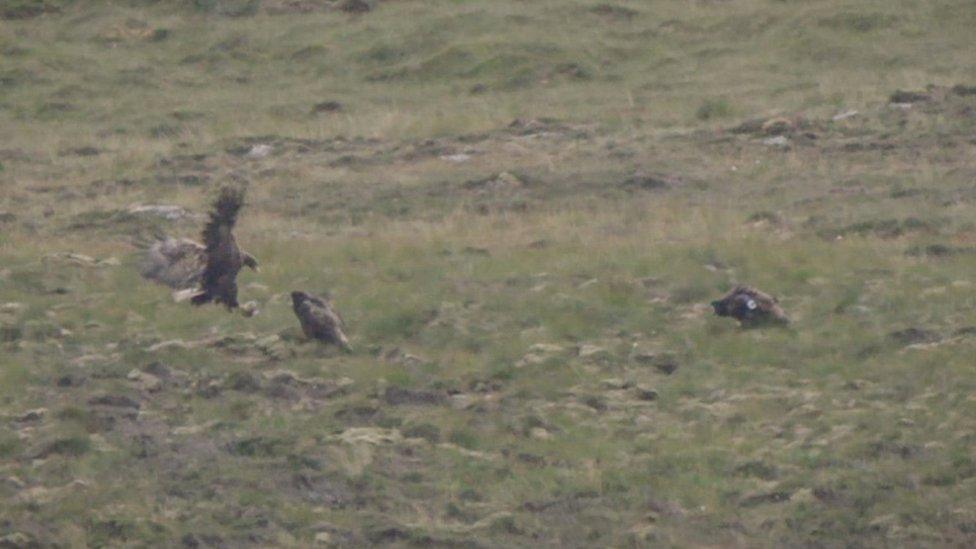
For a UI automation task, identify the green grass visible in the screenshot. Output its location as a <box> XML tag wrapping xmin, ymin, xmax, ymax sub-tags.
<box><xmin>2</xmin><ymin>0</ymin><xmax>976</xmax><ymax>546</ymax></box>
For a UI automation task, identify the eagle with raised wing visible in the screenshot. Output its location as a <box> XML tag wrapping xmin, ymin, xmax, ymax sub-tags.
<box><xmin>291</xmin><ymin>291</ymin><xmax>352</xmax><ymax>351</ymax></box>
<box><xmin>711</xmin><ymin>285</ymin><xmax>789</xmax><ymax>327</ymax></box>
<box><xmin>190</xmin><ymin>186</ymin><xmax>256</xmax><ymax>309</ymax></box>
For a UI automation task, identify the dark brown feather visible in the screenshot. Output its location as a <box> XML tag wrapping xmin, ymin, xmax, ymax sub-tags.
<box><xmin>711</xmin><ymin>285</ymin><xmax>789</xmax><ymax>327</ymax></box>
<box><xmin>191</xmin><ymin>187</ymin><xmax>250</xmax><ymax>309</ymax></box>
<box><xmin>291</xmin><ymin>291</ymin><xmax>351</xmax><ymax>350</ymax></box>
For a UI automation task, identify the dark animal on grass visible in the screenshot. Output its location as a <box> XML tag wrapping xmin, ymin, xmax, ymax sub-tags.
<box><xmin>291</xmin><ymin>291</ymin><xmax>351</xmax><ymax>351</ymax></box>
<box><xmin>711</xmin><ymin>285</ymin><xmax>789</xmax><ymax>327</ymax></box>
<box><xmin>190</xmin><ymin>186</ymin><xmax>257</xmax><ymax>309</ymax></box>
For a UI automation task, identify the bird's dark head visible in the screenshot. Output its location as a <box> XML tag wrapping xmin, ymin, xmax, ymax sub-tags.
<box><xmin>291</xmin><ymin>291</ymin><xmax>308</xmax><ymax>306</ymax></box>
<box><xmin>242</xmin><ymin>252</ymin><xmax>258</xmax><ymax>271</ymax></box>
<box><xmin>711</xmin><ymin>298</ymin><xmax>729</xmax><ymax>317</ymax></box>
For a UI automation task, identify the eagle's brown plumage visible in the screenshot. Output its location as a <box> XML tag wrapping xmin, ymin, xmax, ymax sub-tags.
<box><xmin>142</xmin><ymin>236</ymin><xmax>257</xmax><ymax>292</ymax></box>
<box><xmin>711</xmin><ymin>285</ymin><xmax>789</xmax><ymax>327</ymax></box>
<box><xmin>141</xmin><ymin>237</ymin><xmax>206</xmax><ymax>289</ymax></box>
<box><xmin>291</xmin><ymin>291</ymin><xmax>351</xmax><ymax>350</ymax></box>
<box><xmin>191</xmin><ymin>187</ymin><xmax>254</xmax><ymax>309</ymax></box>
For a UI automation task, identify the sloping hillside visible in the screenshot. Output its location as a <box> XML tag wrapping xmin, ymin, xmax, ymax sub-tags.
<box><xmin>1</xmin><ymin>1</ymin><xmax>975</xmax><ymax>546</ymax></box>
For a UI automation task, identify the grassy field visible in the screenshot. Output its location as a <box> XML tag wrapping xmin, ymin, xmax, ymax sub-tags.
<box><xmin>2</xmin><ymin>0</ymin><xmax>976</xmax><ymax>546</ymax></box>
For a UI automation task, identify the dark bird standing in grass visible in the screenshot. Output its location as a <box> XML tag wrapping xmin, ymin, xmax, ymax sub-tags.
<box><xmin>291</xmin><ymin>291</ymin><xmax>352</xmax><ymax>351</ymax></box>
<box><xmin>190</xmin><ymin>186</ymin><xmax>257</xmax><ymax>309</ymax></box>
<box><xmin>711</xmin><ymin>285</ymin><xmax>789</xmax><ymax>327</ymax></box>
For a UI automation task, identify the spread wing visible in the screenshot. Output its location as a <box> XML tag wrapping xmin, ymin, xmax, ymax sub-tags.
<box><xmin>193</xmin><ymin>187</ymin><xmax>246</xmax><ymax>308</ymax></box>
<box><xmin>141</xmin><ymin>238</ymin><xmax>206</xmax><ymax>289</ymax></box>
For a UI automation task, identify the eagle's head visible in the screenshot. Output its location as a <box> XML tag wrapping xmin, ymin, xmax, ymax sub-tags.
<box><xmin>242</xmin><ymin>252</ymin><xmax>259</xmax><ymax>272</ymax></box>
<box><xmin>291</xmin><ymin>291</ymin><xmax>309</xmax><ymax>307</ymax></box>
